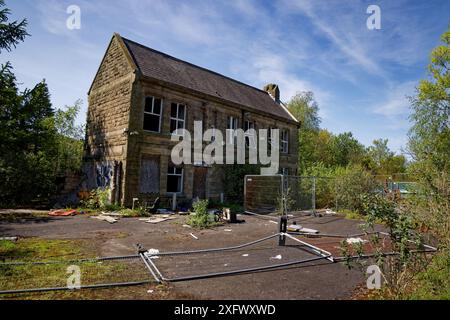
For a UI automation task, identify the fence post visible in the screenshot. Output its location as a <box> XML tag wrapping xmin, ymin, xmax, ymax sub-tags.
<box><xmin>312</xmin><ymin>177</ymin><xmax>316</xmax><ymax>216</ymax></box>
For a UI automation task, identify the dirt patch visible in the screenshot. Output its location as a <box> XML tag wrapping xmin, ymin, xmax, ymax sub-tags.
<box><xmin>0</xmin><ymin>213</ymin><xmax>369</xmax><ymax>299</ymax></box>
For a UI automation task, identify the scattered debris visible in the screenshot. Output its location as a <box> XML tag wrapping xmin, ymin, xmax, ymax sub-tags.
<box><xmin>224</xmin><ymin>229</ymin><xmax>232</xmax><ymax>232</ymax></box>
<box><xmin>346</xmin><ymin>237</ymin><xmax>368</xmax><ymax>244</ymax></box>
<box><xmin>147</xmin><ymin>289</ymin><xmax>154</xmax><ymax>294</ymax></box>
<box><xmin>48</xmin><ymin>209</ymin><xmax>81</xmax><ymax>217</ymax></box>
<box><xmin>90</xmin><ymin>215</ymin><xmax>118</xmax><ymax>224</ymax></box>
<box><xmin>287</xmin><ymin>222</ymin><xmax>319</xmax><ymax>234</ymax></box>
<box><xmin>269</xmin><ymin>221</ymin><xmax>278</xmax><ymax>225</ymax></box>
<box><xmin>325</xmin><ymin>209</ymin><xmax>337</xmax><ymax>215</ymax></box>
<box><xmin>301</xmin><ymin>228</ymin><xmax>319</xmax><ymax>234</ymax></box>
<box><xmin>140</xmin><ymin>216</ymin><xmax>176</xmax><ymax>224</ymax></box>
<box><xmin>156</xmin><ymin>208</ymin><xmax>175</xmax><ymax>215</ymax></box>
<box><xmin>146</xmin><ymin>248</ymin><xmax>160</xmax><ymax>259</ymax></box>
<box><xmin>182</xmin><ymin>224</ymin><xmax>192</xmax><ymax>228</ymax></box>
<box><xmin>0</xmin><ymin>237</ymin><xmax>18</xmax><ymax>241</ymax></box>
<box><xmin>190</xmin><ymin>233</ymin><xmax>199</xmax><ymax>240</ymax></box>
<box><xmin>270</xmin><ymin>255</ymin><xmax>282</xmax><ymax>260</ymax></box>
<box><xmin>242</xmin><ymin>254</ymin><xmax>249</xmax><ymax>257</ymax></box>
<box><xmin>101</xmin><ymin>211</ymin><xmax>122</xmax><ymax>217</ymax></box>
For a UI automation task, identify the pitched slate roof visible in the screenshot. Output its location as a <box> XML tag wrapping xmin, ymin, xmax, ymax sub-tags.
<box><xmin>121</xmin><ymin>36</ymin><xmax>297</xmax><ymax>123</ymax></box>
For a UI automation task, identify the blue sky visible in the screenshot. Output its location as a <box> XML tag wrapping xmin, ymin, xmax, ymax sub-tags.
<box><xmin>2</xmin><ymin>0</ymin><xmax>449</xmax><ymax>153</ymax></box>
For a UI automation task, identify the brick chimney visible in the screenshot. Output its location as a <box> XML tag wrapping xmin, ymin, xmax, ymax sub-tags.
<box><xmin>263</xmin><ymin>84</ymin><xmax>280</xmax><ymax>103</ymax></box>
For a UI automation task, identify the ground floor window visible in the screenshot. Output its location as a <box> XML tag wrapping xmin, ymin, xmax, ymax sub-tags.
<box><xmin>167</xmin><ymin>166</ymin><xmax>183</xmax><ymax>193</ymax></box>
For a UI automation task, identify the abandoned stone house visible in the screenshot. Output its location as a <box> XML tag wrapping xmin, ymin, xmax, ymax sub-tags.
<box><xmin>84</xmin><ymin>33</ymin><xmax>299</xmax><ymax>207</ymax></box>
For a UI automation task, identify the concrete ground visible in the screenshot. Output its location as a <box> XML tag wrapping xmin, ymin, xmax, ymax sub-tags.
<box><xmin>0</xmin><ymin>212</ymin><xmax>368</xmax><ymax>300</ymax></box>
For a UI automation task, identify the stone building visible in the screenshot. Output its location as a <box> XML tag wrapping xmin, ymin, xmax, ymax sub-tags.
<box><xmin>84</xmin><ymin>33</ymin><xmax>299</xmax><ymax>207</ymax></box>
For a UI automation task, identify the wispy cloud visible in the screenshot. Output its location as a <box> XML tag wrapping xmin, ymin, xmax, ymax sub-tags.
<box><xmin>373</xmin><ymin>81</ymin><xmax>417</xmax><ymax>118</ymax></box>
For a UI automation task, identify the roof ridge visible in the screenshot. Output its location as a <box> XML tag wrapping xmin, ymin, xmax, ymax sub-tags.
<box><xmin>121</xmin><ymin>36</ymin><xmax>270</xmax><ymax>95</ymax></box>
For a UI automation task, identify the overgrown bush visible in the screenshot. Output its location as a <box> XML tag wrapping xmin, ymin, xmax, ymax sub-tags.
<box><xmin>341</xmin><ymin>193</ymin><xmax>429</xmax><ymax>298</ymax></box>
<box><xmin>80</xmin><ymin>188</ymin><xmax>119</xmax><ymax>211</ymax></box>
<box><xmin>334</xmin><ymin>165</ymin><xmax>379</xmax><ymax>214</ymax></box>
<box><xmin>187</xmin><ymin>200</ymin><xmax>217</xmax><ymax>228</ymax></box>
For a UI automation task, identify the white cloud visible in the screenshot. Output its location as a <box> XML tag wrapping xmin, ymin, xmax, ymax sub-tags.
<box><xmin>372</xmin><ymin>81</ymin><xmax>417</xmax><ymax>117</ymax></box>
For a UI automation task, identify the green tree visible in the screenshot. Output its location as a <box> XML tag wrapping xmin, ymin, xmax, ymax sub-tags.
<box><xmin>287</xmin><ymin>91</ymin><xmax>321</xmax><ymax>173</ymax></box>
<box><xmin>407</xmin><ymin>27</ymin><xmax>449</xmax><ymax>248</ymax></box>
<box><xmin>0</xmin><ymin>64</ymin><xmax>57</xmax><ymax>206</ymax></box>
<box><xmin>331</xmin><ymin>132</ymin><xmax>366</xmax><ymax>167</ymax></box>
<box><xmin>287</xmin><ymin>91</ymin><xmax>321</xmax><ymax>130</ymax></box>
<box><xmin>53</xmin><ymin>100</ymin><xmax>85</xmax><ymax>174</ymax></box>
<box><xmin>408</xmin><ymin>28</ymin><xmax>450</xmax><ymax>197</ymax></box>
<box><xmin>0</xmin><ymin>0</ymin><xmax>29</xmax><ymax>53</ymax></box>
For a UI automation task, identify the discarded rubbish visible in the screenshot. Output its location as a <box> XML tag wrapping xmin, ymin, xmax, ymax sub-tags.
<box><xmin>287</xmin><ymin>222</ymin><xmax>319</xmax><ymax>234</ymax></box>
<box><xmin>224</xmin><ymin>229</ymin><xmax>232</xmax><ymax>232</ymax></box>
<box><xmin>0</xmin><ymin>237</ymin><xmax>18</xmax><ymax>241</ymax></box>
<box><xmin>101</xmin><ymin>211</ymin><xmax>122</xmax><ymax>217</ymax></box>
<box><xmin>346</xmin><ymin>237</ymin><xmax>367</xmax><ymax>244</ymax></box>
<box><xmin>301</xmin><ymin>228</ymin><xmax>319</xmax><ymax>234</ymax></box>
<box><xmin>146</xmin><ymin>248</ymin><xmax>160</xmax><ymax>259</ymax></box>
<box><xmin>90</xmin><ymin>215</ymin><xmax>118</xmax><ymax>224</ymax></box>
<box><xmin>269</xmin><ymin>221</ymin><xmax>278</xmax><ymax>225</ymax></box>
<box><xmin>147</xmin><ymin>289</ymin><xmax>154</xmax><ymax>294</ymax></box>
<box><xmin>156</xmin><ymin>208</ymin><xmax>175</xmax><ymax>215</ymax></box>
<box><xmin>325</xmin><ymin>209</ymin><xmax>337</xmax><ymax>215</ymax></box>
<box><xmin>242</xmin><ymin>254</ymin><xmax>249</xmax><ymax>257</ymax></box>
<box><xmin>287</xmin><ymin>224</ymin><xmax>302</xmax><ymax>232</ymax></box>
<box><xmin>182</xmin><ymin>224</ymin><xmax>192</xmax><ymax>228</ymax></box>
<box><xmin>270</xmin><ymin>255</ymin><xmax>282</xmax><ymax>260</ymax></box>
<box><xmin>141</xmin><ymin>216</ymin><xmax>176</xmax><ymax>224</ymax></box>
<box><xmin>48</xmin><ymin>209</ymin><xmax>80</xmax><ymax>217</ymax></box>
<box><xmin>190</xmin><ymin>233</ymin><xmax>199</xmax><ymax>240</ymax></box>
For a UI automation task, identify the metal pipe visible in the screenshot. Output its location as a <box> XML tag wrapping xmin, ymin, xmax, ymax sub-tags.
<box><xmin>147</xmin><ymin>233</ymin><xmax>281</xmax><ymax>257</ymax></box>
<box><xmin>0</xmin><ymin>254</ymin><xmax>140</xmax><ymax>267</ymax></box>
<box><xmin>244</xmin><ymin>211</ymin><xmax>279</xmax><ymax>221</ymax></box>
<box><xmin>150</xmin><ymin>255</ymin><xmax>331</xmax><ymax>282</ymax></box>
<box><xmin>139</xmin><ymin>253</ymin><xmax>161</xmax><ymax>283</ymax></box>
<box><xmin>0</xmin><ymin>280</ymin><xmax>152</xmax><ymax>295</ymax></box>
<box><xmin>283</xmin><ymin>233</ymin><xmax>334</xmax><ymax>262</ymax></box>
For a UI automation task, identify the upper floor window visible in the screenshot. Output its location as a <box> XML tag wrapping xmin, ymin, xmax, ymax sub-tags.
<box><xmin>281</xmin><ymin>129</ymin><xmax>289</xmax><ymax>154</ymax></box>
<box><xmin>143</xmin><ymin>97</ymin><xmax>163</xmax><ymax>132</ymax></box>
<box><xmin>227</xmin><ymin>116</ymin><xmax>238</xmax><ymax>144</ymax></box>
<box><xmin>244</xmin><ymin>120</ymin><xmax>256</xmax><ymax>148</ymax></box>
<box><xmin>170</xmin><ymin>103</ymin><xmax>186</xmax><ymax>135</ymax></box>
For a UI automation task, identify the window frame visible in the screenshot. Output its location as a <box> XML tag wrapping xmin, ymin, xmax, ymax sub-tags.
<box><xmin>167</xmin><ymin>166</ymin><xmax>184</xmax><ymax>194</ymax></box>
<box><xmin>227</xmin><ymin>116</ymin><xmax>238</xmax><ymax>144</ymax></box>
<box><xmin>143</xmin><ymin>96</ymin><xmax>163</xmax><ymax>133</ymax></box>
<box><xmin>170</xmin><ymin>103</ymin><xmax>186</xmax><ymax>136</ymax></box>
<box><xmin>244</xmin><ymin>120</ymin><xmax>256</xmax><ymax>148</ymax></box>
<box><xmin>281</xmin><ymin>129</ymin><xmax>289</xmax><ymax>154</ymax></box>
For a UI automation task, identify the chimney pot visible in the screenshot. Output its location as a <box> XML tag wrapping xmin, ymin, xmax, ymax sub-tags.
<box><xmin>263</xmin><ymin>84</ymin><xmax>280</xmax><ymax>102</ymax></box>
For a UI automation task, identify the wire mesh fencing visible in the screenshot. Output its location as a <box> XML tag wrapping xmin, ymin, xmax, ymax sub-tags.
<box><xmin>244</xmin><ymin>174</ymin><xmax>390</xmax><ymax>217</ymax></box>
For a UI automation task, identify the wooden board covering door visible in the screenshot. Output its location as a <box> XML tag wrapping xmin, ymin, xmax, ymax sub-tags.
<box><xmin>193</xmin><ymin>167</ymin><xmax>207</xmax><ymax>199</ymax></box>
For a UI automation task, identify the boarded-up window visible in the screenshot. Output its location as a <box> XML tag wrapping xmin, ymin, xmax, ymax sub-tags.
<box><xmin>139</xmin><ymin>157</ymin><xmax>160</xmax><ymax>194</ymax></box>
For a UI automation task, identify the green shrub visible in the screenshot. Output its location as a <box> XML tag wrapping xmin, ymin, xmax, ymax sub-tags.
<box><xmin>80</xmin><ymin>188</ymin><xmax>115</xmax><ymax>211</ymax></box>
<box><xmin>406</xmin><ymin>250</ymin><xmax>450</xmax><ymax>300</ymax></box>
<box><xmin>187</xmin><ymin>200</ymin><xmax>218</xmax><ymax>228</ymax></box>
